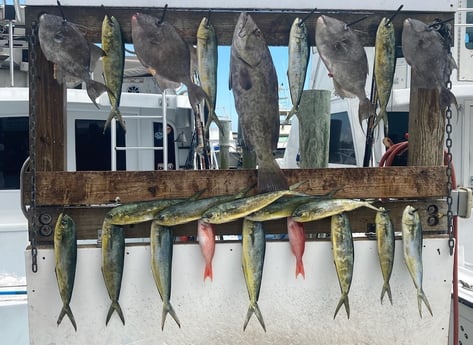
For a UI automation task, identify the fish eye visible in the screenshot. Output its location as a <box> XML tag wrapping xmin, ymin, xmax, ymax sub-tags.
<box><xmin>53</xmin><ymin>32</ymin><xmax>64</xmax><ymax>43</ymax></box>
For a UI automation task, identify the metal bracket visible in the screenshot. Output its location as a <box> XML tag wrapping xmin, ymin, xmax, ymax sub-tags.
<box><xmin>451</xmin><ymin>187</ymin><xmax>473</xmax><ymax>218</ymax></box>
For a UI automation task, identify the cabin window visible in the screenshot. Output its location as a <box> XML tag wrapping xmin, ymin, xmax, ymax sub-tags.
<box><xmin>0</xmin><ymin>116</ymin><xmax>29</xmax><ymax>189</ymax></box>
<box><xmin>329</xmin><ymin>112</ymin><xmax>356</xmax><ymax>165</ymax></box>
<box><xmin>466</xmin><ymin>0</ymin><xmax>473</xmax><ymax>49</ymax></box>
<box><xmin>154</xmin><ymin>122</ymin><xmax>176</xmax><ymax>170</ymax></box>
<box><xmin>75</xmin><ymin>119</ymin><xmax>126</xmax><ymax>171</ymax></box>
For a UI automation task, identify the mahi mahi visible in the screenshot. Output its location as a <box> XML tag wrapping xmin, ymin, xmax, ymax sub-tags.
<box><xmin>286</xmin><ymin>17</ymin><xmax>310</xmax><ymax>122</ymax></box>
<box><xmin>54</xmin><ymin>213</ymin><xmax>78</xmax><ymax>331</ymax></box>
<box><xmin>331</xmin><ymin>212</ymin><xmax>354</xmax><ymax>319</ymax></box>
<box><xmin>230</xmin><ymin>12</ymin><xmax>288</xmax><ymax>193</ymax></box>
<box><xmin>150</xmin><ymin>222</ymin><xmax>181</xmax><ymax>329</ymax></box>
<box><xmin>101</xmin><ymin>222</ymin><xmax>125</xmax><ymax>325</ymax></box>
<box><xmin>402</xmin><ymin>205</ymin><xmax>433</xmax><ymax>317</ymax></box>
<box><xmin>242</xmin><ymin>218</ymin><xmax>266</xmax><ymax>331</ymax></box>
<box><xmin>374</xmin><ymin>17</ymin><xmax>396</xmax><ymax>136</ymax></box>
<box><xmin>375</xmin><ymin>207</ymin><xmax>395</xmax><ymax>305</ymax></box>
<box><xmin>101</xmin><ymin>13</ymin><xmax>126</xmax><ymax>132</ymax></box>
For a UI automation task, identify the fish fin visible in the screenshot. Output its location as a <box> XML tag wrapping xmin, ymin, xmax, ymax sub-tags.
<box><xmin>440</xmin><ymin>88</ymin><xmax>457</xmax><ymax>111</ymax></box>
<box><xmin>243</xmin><ymin>302</ymin><xmax>266</xmax><ymax>332</ymax></box>
<box><xmin>57</xmin><ymin>304</ymin><xmax>77</xmax><ymax>331</ymax></box>
<box><xmin>417</xmin><ymin>289</ymin><xmax>433</xmax><ymax>318</ymax></box>
<box><xmin>295</xmin><ymin>259</ymin><xmax>305</xmax><ymax>279</ymax></box>
<box><xmin>333</xmin><ymin>293</ymin><xmax>350</xmax><ymax>319</ymax></box>
<box><xmin>284</xmin><ymin>106</ymin><xmax>297</xmax><ymax>124</ymax></box>
<box><xmin>106</xmin><ymin>301</ymin><xmax>125</xmax><ymax>326</ymax></box>
<box><xmin>358</xmin><ymin>97</ymin><xmax>371</xmax><ymax>130</ymax></box>
<box><xmin>103</xmin><ymin>108</ymin><xmax>127</xmax><ymax>134</ymax></box>
<box><xmin>203</xmin><ymin>262</ymin><xmax>213</xmax><ymax>281</ymax></box>
<box><xmin>161</xmin><ymin>302</ymin><xmax>181</xmax><ymax>330</ymax></box>
<box><xmin>187</xmin><ymin>82</ymin><xmax>209</xmax><ymax>114</ymax></box>
<box><xmin>257</xmin><ymin>158</ymin><xmax>288</xmax><ymax>193</ymax></box>
<box><xmin>380</xmin><ymin>282</ymin><xmax>393</xmax><ymax>305</ymax></box>
<box><xmin>89</xmin><ymin>43</ymin><xmax>106</xmax><ymax>71</ymax></box>
<box><xmin>86</xmin><ymin>80</ymin><xmax>110</xmax><ymax>109</ymax></box>
<box><xmin>239</xmin><ymin>66</ymin><xmax>252</xmax><ymax>90</ymax></box>
<box><xmin>204</xmin><ymin>108</ymin><xmax>225</xmax><ymax>137</ymax></box>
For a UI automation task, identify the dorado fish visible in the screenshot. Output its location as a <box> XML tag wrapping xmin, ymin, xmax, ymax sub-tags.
<box><xmin>287</xmin><ymin>217</ymin><xmax>306</xmax><ymax>279</ymax></box>
<box><xmin>197</xmin><ymin>219</ymin><xmax>216</xmax><ymax>281</ymax></box>
<box><xmin>402</xmin><ymin>205</ymin><xmax>433</xmax><ymax>317</ymax></box>
<box><xmin>230</xmin><ymin>12</ymin><xmax>288</xmax><ymax>193</ymax></box>
<box><xmin>196</xmin><ymin>16</ymin><xmax>224</xmax><ymax>135</ymax></box>
<box><xmin>101</xmin><ymin>222</ymin><xmax>125</xmax><ymax>325</ymax></box>
<box><xmin>242</xmin><ymin>218</ymin><xmax>266</xmax><ymax>331</ymax></box>
<box><xmin>131</xmin><ymin>12</ymin><xmax>209</xmax><ymax>115</ymax></box>
<box><xmin>375</xmin><ymin>207</ymin><xmax>395</xmax><ymax>305</ymax></box>
<box><xmin>38</xmin><ymin>13</ymin><xmax>109</xmax><ymax>108</ymax></box>
<box><xmin>402</xmin><ymin>18</ymin><xmax>457</xmax><ymax>109</ymax></box>
<box><xmin>246</xmin><ymin>195</ymin><xmax>314</xmax><ymax>222</ymax></box>
<box><xmin>374</xmin><ymin>17</ymin><xmax>396</xmax><ymax>136</ymax></box>
<box><xmin>286</xmin><ymin>17</ymin><xmax>309</xmax><ymax>122</ymax></box>
<box><xmin>201</xmin><ymin>182</ymin><xmax>306</xmax><ymax>224</ymax></box>
<box><xmin>54</xmin><ymin>213</ymin><xmax>77</xmax><ymax>331</ymax></box>
<box><xmin>291</xmin><ymin>198</ymin><xmax>380</xmax><ymax>223</ymax></box>
<box><xmin>315</xmin><ymin>15</ymin><xmax>371</xmax><ymax>128</ymax></box>
<box><xmin>150</xmin><ymin>222</ymin><xmax>181</xmax><ymax>329</ymax></box>
<box><xmin>155</xmin><ymin>185</ymin><xmax>253</xmax><ymax>226</ymax></box>
<box><xmin>102</xmin><ymin>13</ymin><xmax>126</xmax><ymax>132</ymax></box>
<box><xmin>331</xmin><ymin>212</ymin><xmax>354</xmax><ymax>319</ymax></box>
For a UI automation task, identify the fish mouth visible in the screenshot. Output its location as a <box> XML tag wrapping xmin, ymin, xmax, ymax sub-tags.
<box><xmin>238</xmin><ymin>12</ymin><xmax>249</xmax><ymax>38</ymax></box>
<box><xmin>317</xmin><ymin>15</ymin><xmax>327</xmax><ymax>26</ymax></box>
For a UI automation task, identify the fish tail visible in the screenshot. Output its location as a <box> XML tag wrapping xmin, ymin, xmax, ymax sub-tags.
<box><xmin>257</xmin><ymin>158</ymin><xmax>288</xmax><ymax>193</ymax></box>
<box><xmin>187</xmin><ymin>82</ymin><xmax>209</xmax><ymax>114</ymax></box>
<box><xmin>243</xmin><ymin>302</ymin><xmax>266</xmax><ymax>332</ymax></box>
<box><xmin>86</xmin><ymin>80</ymin><xmax>110</xmax><ymax>109</ymax></box>
<box><xmin>203</xmin><ymin>262</ymin><xmax>213</xmax><ymax>282</ymax></box>
<box><xmin>295</xmin><ymin>259</ymin><xmax>305</xmax><ymax>279</ymax></box>
<box><xmin>440</xmin><ymin>88</ymin><xmax>458</xmax><ymax>110</ymax></box>
<box><xmin>284</xmin><ymin>106</ymin><xmax>297</xmax><ymax>124</ymax></box>
<box><xmin>103</xmin><ymin>107</ymin><xmax>127</xmax><ymax>134</ymax></box>
<box><xmin>333</xmin><ymin>293</ymin><xmax>350</xmax><ymax>319</ymax></box>
<box><xmin>161</xmin><ymin>302</ymin><xmax>181</xmax><ymax>330</ymax></box>
<box><xmin>106</xmin><ymin>301</ymin><xmax>125</xmax><ymax>326</ymax></box>
<box><xmin>204</xmin><ymin>106</ymin><xmax>225</xmax><ymax>136</ymax></box>
<box><xmin>374</xmin><ymin>108</ymin><xmax>389</xmax><ymax>136</ymax></box>
<box><xmin>380</xmin><ymin>282</ymin><xmax>393</xmax><ymax>305</ymax></box>
<box><xmin>417</xmin><ymin>289</ymin><xmax>433</xmax><ymax>318</ymax></box>
<box><xmin>57</xmin><ymin>304</ymin><xmax>77</xmax><ymax>331</ymax></box>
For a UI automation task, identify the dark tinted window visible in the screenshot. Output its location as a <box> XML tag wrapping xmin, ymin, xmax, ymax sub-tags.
<box><xmin>0</xmin><ymin>117</ymin><xmax>29</xmax><ymax>189</ymax></box>
<box><xmin>75</xmin><ymin>119</ymin><xmax>126</xmax><ymax>171</ymax></box>
<box><xmin>329</xmin><ymin>112</ymin><xmax>356</xmax><ymax>165</ymax></box>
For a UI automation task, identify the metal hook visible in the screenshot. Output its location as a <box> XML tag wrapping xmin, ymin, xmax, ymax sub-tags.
<box><xmin>344</xmin><ymin>15</ymin><xmax>369</xmax><ymax>30</ymax></box>
<box><xmin>385</xmin><ymin>4</ymin><xmax>404</xmax><ymax>26</ymax></box>
<box><xmin>299</xmin><ymin>8</ymin><xmax>317</xmax><ymax>26</ymax></box>
<box><xmin>158</xmin><ymin>4</ymin><xmax>168</xmax><ymax>24</ymax></box>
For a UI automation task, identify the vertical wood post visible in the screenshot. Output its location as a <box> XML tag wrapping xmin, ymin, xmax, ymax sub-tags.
<box><xmin>218</xmin><ymin>119</ymin><xmax>231</xmax><ymax>169</ymax></box>
<box><xmin>407</xmin><ymin>72</ymin><xmax>445</xmax><ymax>166</ymax></box>
<box><xmin>296</xmin><ymin>90</ymin><xmax>331</xmax><ymax>168</ymax></box>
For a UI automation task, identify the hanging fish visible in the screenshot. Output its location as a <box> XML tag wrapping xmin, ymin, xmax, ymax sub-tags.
<box><xmin>197</xmin><ymin>220</ymin><xmax>216</xmax><ymax>281</ymax></box>
<box><xmin>375</xmin><ymin>207</ymin><xmax>395</xmax><ymax>305</ymax></box>
<box><xmin>286</xmin><ymin>17</ymin><xmax>309</xmax><ymax>123</ymax></box>
<box><xmin>150</xmin><ymin>222</ymin><xmax>181</xmax><ymax>329</ymax></box>
<box><xmin>241</xmin><ymin>218</ymin><xmax>266</xmax><ymax>331</ymax></box>
<box><xmin>315</xmin><ymin>15</ymin><xmax>371</xmax><ymax>128</ymax></box>
<box><xmin>402</xmin><ymin>205</ymin><xmax>433</xmax><ymax>317</ymax></box>
<box><xmin>287</xmin><ymin>217</ymin><xmax>306</xmax><ymax>279</ymax></box>
<box><xmin>101</xmin><ymin>13</ymin><xmax>126</xmax><ymax>132</ymax></box>
<box><xmin>38</xmin><ymin>13</ymin><xmax>109</xmax><ymax>108</ymax></box>
<box><xmin>374</xmin><ymin>17</ymin><xmax>396</xmax><ymax>136</ymax></box>
<box><xmin>54</xmin><ymin>213</ymin><xmax>77</xmax><ymax>331</ymax></box>
<box><xmin>331</xmin><ymin>212</ymin><xmax>354</xmax><ymax>319</ymax></box>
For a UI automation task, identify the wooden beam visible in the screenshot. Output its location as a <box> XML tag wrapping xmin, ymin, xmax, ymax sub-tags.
<box><xmin>25</xmin><ymin>6</ymin><xmax>453</xmax><ymax>46</ymax></box>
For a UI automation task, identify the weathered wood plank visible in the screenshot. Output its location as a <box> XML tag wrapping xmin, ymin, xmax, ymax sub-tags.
<box><xmin>22</xmin><ymin>166</ymin><xmax>448</xmax><ymax>206</ymax></box>
<box><xmin>25</xmin><ymin>6</ymin><xmax>453</xmax><ymax>46</ymax></box>
<box><xmin>31</xmin><ymin>199</ymin><xmax>447</xmax><ymax>244</ymax></box>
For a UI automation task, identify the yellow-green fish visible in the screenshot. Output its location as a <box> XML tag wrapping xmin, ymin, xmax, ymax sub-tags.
<box><xmin>286</xmin><ymin>17</ymin><xmax>309</xmax><ymax>122</ymax></box>
<box><xmin>402</xmin><ymin>205</ymin><xmax>433</xmax><ymax>317</ymax></box>
<box><xmin>54</xmin><ymin>213</ymin><xmax>77</xmax><ymax>331</ymax></box>
<box><xmin>196</xmin><ymin>16</ymin><xmax>224</xmax><ymax>135</ymax></box>
<box><xmin>292</xmin><ymin>198</ymin><xmax>380</xmax><ymax>223</ymax></box>
<box><xmin>245</xmin><ymin>195</ymin><xmax>314</xmax><ymax>222</ymax></box>
<box><xmin>101</xmin><ymin>222</ymin><xmax>125</xmax><ymax>325</ymax></box>
<box><xmin>201</xmin><ymin>183</ymin><xmax>306</xmax><ymax>224</ymax></box>
<box><xmin>375</xmin><ymin>207</ymin><xmax>395</xmax><ymax>305</ymax></box>
<box><xmin>150</xmin><ymin>222</ymin><xmax>180</xmax><ymax>330</ymax></box>
<box><xmin>242</xmin><ymin>218</ymin><xmax>266</xmax><ymax>331</ymax></box>
<box><xmin>331</xmin><ymin>212</ymin><xmax>354</xmax><ymax>319</ymax></box>
<box><xmin>155</xmin><ymin>185</ymin><xmax>253</xmax><ymax>226</ymax></box>
<box><xmin>102</xmin><ymin>13</ymin><xmax>126</xmax><ymax>132</ymax></box>
<box><xmin>374</xmin><ymin>17</ymin><xmax>396</xmax><ymax>135</ymax></box>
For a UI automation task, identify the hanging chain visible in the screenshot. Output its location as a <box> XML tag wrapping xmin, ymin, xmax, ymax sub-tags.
<box><xmin>29</xmin><ymin>21</ymin><xmax>38</xmax><ymax>272</ymax></box>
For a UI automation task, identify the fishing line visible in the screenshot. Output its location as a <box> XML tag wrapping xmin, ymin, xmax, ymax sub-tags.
<box><xmin>344</xmin><ymin>15</ymin><xmax>369</xmax><ymax>30</ymax></box>
<box><xmin>299</xmin><ymin>8</ymin><xmax>317</xmax><ymax>26</ymax></box>
<box><xmin>385</xmin><ymin>4</ymin><xmax>404</xmax><ymax>26</ymax></box>
<box><xmin>56</xmin><ymin>0</ymin><xmax>66</xmax><ymax>22</ymax></box>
